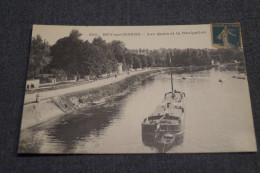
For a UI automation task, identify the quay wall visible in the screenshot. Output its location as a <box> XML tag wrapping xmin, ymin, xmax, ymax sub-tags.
<box><xmin>20</xmin><ymin>100</ymin><xmax>63</xmax><ymax>130</ymax></box>
<box><xmin>20</xmin><ymin>70</ymin><xmax>161</xmax><ymax>131</ymax></box>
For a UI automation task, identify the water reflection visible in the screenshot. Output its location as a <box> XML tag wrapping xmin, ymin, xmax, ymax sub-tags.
<box><xmin>19</xmin><ymin>67</ymin><xmax>255</xmax><ymax>153</ymax></box>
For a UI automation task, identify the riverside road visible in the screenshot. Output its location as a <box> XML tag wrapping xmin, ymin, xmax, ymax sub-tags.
<box><xmin>23</xmin><ymin>69</ymin><xmax>157</xmax><ymax>105</ymax></box>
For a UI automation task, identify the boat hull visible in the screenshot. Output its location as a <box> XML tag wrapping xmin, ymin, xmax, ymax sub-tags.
<box><xmin>141</xmin><ymin>90</ymin><xmax>186</xmax><ymax>152</ymax></box>
<box><xmin>160</xmin><ymin>124</ymin><xmax>183</xmax><ymax>131</ymax></box>
<box><xmin>141</xmin><ymin>123</ymin><xmax>157</xmax><ymax>135</ymax></box>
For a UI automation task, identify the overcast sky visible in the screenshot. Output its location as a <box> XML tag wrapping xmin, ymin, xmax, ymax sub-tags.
<box><xmin>32</xmin><ymin>24</ymin><xmax>213</xmax><ymax>50</ymax></box>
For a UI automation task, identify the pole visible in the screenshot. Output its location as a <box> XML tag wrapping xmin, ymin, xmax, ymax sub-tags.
<box><xmin>171</xmin><ymin>73</ymin><xmax>173</xmax><ymax>92</ymax></box>
<box><xmin>169</xmin><ymin>54</ymin><xmax>173</xmax><ymax>92</ymax></box>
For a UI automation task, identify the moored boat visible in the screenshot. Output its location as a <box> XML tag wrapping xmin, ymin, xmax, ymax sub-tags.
<box><xmin>141</xmin><ymin>87</ymin><xmax>186</xmax><ymax>153</ymax></box>
<box><xmin>141</xmin><ymin>55</ymin><xmax>186</xmax><ymax>152</ymax></box>
<box><xmin>142</xmin><ymin>90</ymin><xmax>185</xmax><ymax>135</ymax></box>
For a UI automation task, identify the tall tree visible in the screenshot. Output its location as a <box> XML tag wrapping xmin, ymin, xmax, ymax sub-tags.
<box><xmin>110</xmin><ymin>40</ymin><xmax>126</xmax><ymax>67</ymax></box>
<box><xmin>27</xmin><ymin>35</ymin><xmax>52</xmax><ymax>79</ymax></box>
<box><xmin>140</xmin><ymin>55</ymin><xmax>148</xmax><ymax>68</ymax></box>
<box><xmin>125</xmin><ymin>53</ymin><xmax>134</xmax><ymax>69</ymax></box>
<box><xmin>147</xmin><ymin>56</ymin><xmax>155</xmax><ymax>67</ymax></box>
<box><xmin>82</xmin><ymin>37</ymin><xmax>118</xmax><ymax>76</ymax></box>
<box><xmin>133</xmin><ymin>55</ymin><xmax>142</xmax><ymax>69</ymax></box>
<box><xmin>50</xmin><ymin>30</ymin><xmax>85</xmax><ymax>76</ymax></box>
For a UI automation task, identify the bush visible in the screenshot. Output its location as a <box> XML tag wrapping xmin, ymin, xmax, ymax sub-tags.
<box><xmin>51</xmin><ymin>69</ymin><xmax>67</xmax><ymax>81</ymax></box>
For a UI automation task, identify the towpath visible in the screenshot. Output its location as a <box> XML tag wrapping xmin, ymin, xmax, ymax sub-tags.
<box><xmin>24</xmin><ymin>68</ymin><xmax>159</xmax><ymax>104</ymax></box>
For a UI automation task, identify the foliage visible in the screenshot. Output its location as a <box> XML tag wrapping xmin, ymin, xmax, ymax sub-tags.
<box><xmin>27</xmin><ymin>35</ymin><xmax>52</xmax><ymax>79</ymax></box>
<box><xmin>50</xmin><ymin>30</ymin><xmax>85</xmax><ymax>75</ymax></box>
<box><xmin>147</xmin><ymin>48</ymin><xmax>243</xmax><ymax>67</ymax></box>
<box><xmin>50</xmin><ymin>69</ymin><xmax>67</xmax><ymax>79</ymax></box>
<box><xmin>125</xmin><ymin>53</ymin><xmax>134</xmax><ymax>70</ymax></box>
<box><xmin>133</xmin><ymin>55</ymin><xmax>142</xmax><ymax>69</ymax></box>
<box><xmin>147</xmin><ymin>56</ymin><xmax>155</xmax><ymax>67</ymax></box>
<box><xmin>30</xmin><ymin>30</ymin><xmax>245</xmax><ymax>80</ymax></box>
<box><xmin>139</xmin><ymin>55</ymin><xmax>148</xmax><ymax>68</ymax></box>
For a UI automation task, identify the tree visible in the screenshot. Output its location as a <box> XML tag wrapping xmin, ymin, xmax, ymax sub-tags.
<box><xmin>149</xmin><ymin>50</ymin><xmax>165</xmax><ymax>67</ymax></box>
<box><xmin>140</xmin><ymin>55</ymin><xmax>148</xmax><ymax>68</ymax></box>
<box><xmin>125</xmin><ymin>53</ymin><xmax>134</xmax><ymax>69</ymax></box>
<box><xmin>93</xmin><ymin>37</ymin><xmax>118</xmax><ymax>75</ymax></box>
<box><xmin>83</xmin><ymin>44</ymin><xmax>104</xmax><ymax>77</ymax></box>
<box><xmin>109</xmin><ymin>40</ymin><xmax>126</xmax><ymax>63</ymax></box>
<box><xmin>105</xmin><ymin>45</ymin><xmax>118</xmax><ymax>73</ymax></box>
<box><xmin>147</xmin><ymin>56</ymin><xmax>155</xmax><ymax>67</ymax></box>
<box><xmin>81</xmin><ymin>37</ymin><xmax>119</xmax><ymax>77</ymax></box>
<box><xmin>51</xmin><ymin>69</ymin><xmax>66</xmax><ymax>79</ymax></box>
<box><xmin>50</xmin><ymin>30</ymin><xmax>85</xmax><ymax>76</ymax></box>
<box><xmin>27</xmin><ymin>35</ymin><xmax>52</xmax><ymax>79</ymax></box>
<box><xmin>133</xmin><ymin>56</ymin><xmax>142</xmax><ymax>69</ymax></box>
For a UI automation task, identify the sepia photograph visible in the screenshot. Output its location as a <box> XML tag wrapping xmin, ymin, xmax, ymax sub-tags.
<box><xmin>18</xmin><ymin>24</ymin><xmax>257</xmax><ymax>153</ymax></box>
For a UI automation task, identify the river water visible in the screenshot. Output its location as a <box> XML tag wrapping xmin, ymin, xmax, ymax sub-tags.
<box><xmin>19</xmin><ymin>67</ymin><xmax>256</xmax><ymax>153</ymax></box>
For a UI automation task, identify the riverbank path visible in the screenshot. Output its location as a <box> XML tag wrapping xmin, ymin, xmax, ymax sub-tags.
<box><xmin>23</xmin><ymin>68</ymin><xmax>160</xmax><ymax>104</ymax></box>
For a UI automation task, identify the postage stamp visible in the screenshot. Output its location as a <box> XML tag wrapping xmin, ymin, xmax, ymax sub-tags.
<box><xmin>211</xmin><ymin>23</ymin><xmax>243</xmax><ymax>49</ymax></box>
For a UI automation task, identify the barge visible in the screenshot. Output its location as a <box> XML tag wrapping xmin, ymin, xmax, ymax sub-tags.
<box><xmin>141</xmin><ymin>58</ymin><xmax>186</xmax><ymax>152</ymax></box>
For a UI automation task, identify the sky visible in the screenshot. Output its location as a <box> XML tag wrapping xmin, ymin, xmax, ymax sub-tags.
<box><xmin>32</xmin><ymin>24</ymin><xmax>213</xmax><ymax>50</ymax></box>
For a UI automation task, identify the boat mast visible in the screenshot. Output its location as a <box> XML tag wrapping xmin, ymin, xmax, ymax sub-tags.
<box><xmin>169</xmin><ymin>53</ymin><xmax>173</xmax><ymax>92</ymax></box>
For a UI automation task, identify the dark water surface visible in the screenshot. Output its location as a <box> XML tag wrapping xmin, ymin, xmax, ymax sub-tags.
<box><xmin>19</xmin><ymin>68</ymin><xmax>256</xmax><ymax>153</ymax></box>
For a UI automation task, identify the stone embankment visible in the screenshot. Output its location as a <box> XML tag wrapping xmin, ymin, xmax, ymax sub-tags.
<box><xmin>20</xmin><ymin>70</ymin><xmax>160</xmax><ymax>130</ymax></box>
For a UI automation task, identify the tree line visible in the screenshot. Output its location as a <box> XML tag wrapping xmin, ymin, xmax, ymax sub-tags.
<box><xmin>27</xmin><ymin>29</ymin><xmax>245</xmax><ymax>80</ymax></box>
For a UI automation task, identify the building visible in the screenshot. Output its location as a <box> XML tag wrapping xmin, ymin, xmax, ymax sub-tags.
<box><xmin>117</xmin><ymin>63</ymin><xmax>123</xmax><ymax>74</ymax></box>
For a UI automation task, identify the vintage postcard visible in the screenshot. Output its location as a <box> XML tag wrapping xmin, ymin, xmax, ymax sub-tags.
<box><xmin>18</xmin><ymin>24</ymin><xmax>257</xmax><ymax>154</ymax></box>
